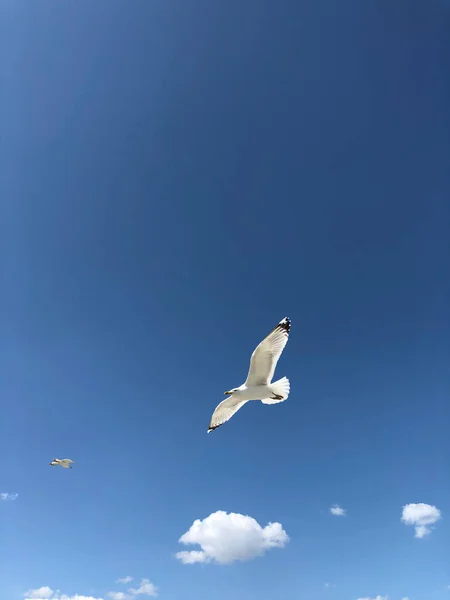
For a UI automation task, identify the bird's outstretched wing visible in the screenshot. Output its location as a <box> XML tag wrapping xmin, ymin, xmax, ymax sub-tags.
<box><xmin>245</xmin><ymin>317</ymin><xmax>291</xmax><ymax>386</ymax></box>
<box><xmin>207</xmin><ymin>396</ymin><xmax>248</xmax><ymax>432</ymax></box>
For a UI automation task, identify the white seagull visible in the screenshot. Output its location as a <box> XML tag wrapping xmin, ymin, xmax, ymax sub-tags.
<box><xmin>49</xmin><ymin>458</ymin><xmax>75</xmax><ymax>469</ymax></box>
<box><xmin>208</xmin><ymin>317</ymin><xmax>291</xmax><ymax>432</ymax></box>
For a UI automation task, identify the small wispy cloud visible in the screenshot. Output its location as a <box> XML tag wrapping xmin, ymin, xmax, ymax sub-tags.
<box><xmin>356</xmin><ymin>596</ymin><xmax>388</xmax><ymax>600</ymax></box>
<box><xmin>129</xmin><ymin>580</ymin><xmax>158</xmax><ymax>597</ymax></box>
<box><xmin>24</xmin><ymin>588</ymin><xmax>102</xmax><ymax>600</ymax></box>
<box><xmin>330</xmin><ymin>504</ymin><xmax>346</xmax><ymax>516</ymax></box>
<box><xmin>107</xmin><ymin>579</ymin><xmax>158</xmax><ymax>600</ymax></box>
<box><xmin>1</xmin><ymin>492</ymin><xmax>18</xmax><ymax>501</ymax></box>
<box><xmin>401</xmin><ymin>503</ymin><xmax>441</xmax><ymax>538</ymax></box>
<box><xmin>175</xmin><ymin>510</ymin><xmax>289</xmax><ymax>565</ymax></box>
<box><xmin>24</xmin><ymin>588</ymin><xmax>53</xmax><ymax>600</ymax></box>
<box><xmin>324</xmin><ymin>582</ymin><xmax>337</xmax><ymax>589</ymax></box>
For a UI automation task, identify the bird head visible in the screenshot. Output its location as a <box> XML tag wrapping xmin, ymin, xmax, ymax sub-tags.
<box><xmin>224</xmin><ymin>388</ymin><xmax>238</xmax><ymax>395</ymax></box>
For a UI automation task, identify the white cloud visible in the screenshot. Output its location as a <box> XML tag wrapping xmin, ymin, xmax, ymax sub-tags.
<box><xmin>401</xmin><ymin>597</ymin><xmax>410</xmax><ymax>600</ymax></box>
<box><xmin>1</xmin><ymin>492</ymin><xmax>18</xmax><ymax>501</ymax></box>
<box><xmin>24</xmin><ymin>588</ymin><xmax>103</xmax><ymax>600</ymax></box>
<box><xmin>116</xmin><ymin>578</ymin><xmax>133</xmax><ymax>585</ymax></box>
<box><xmin>24</xmin><ymin>580</ymin><xmax>157</xmax><ymax>600</ymax></box>
<box><xmin>107</xmin><ymin>579</ymin><xmax>158</xmax><ymax>600</ymax></box>
<box><xmin>356</xmin><ymin>596</ymin><xmax>387</xmax><ymax>600</ymax></box>
<box><xmin>24</xmin><ymin>588</ymin><xmax>53</xmax><ymax>600</ymax></box>
<box><xmin>175</xmin><ymin>510</ymin><xmax>289</xmax><ymax>565</ymax></box>
<box><xmin>401</xmin><ymin>503</ymin><xmax>441</xmax><ymax>538</ymax></box>
<box><xmin>59</xmin><ymin>596</ymin><xmax>103</xmax><ymax>600</ymax></box>
<box><xmin>324</xmin><ymin>582</ymin><xmax>337</xmax><ymax>589</ymax></box>
<box><xmin>330</xmin><ymin>504</ymin><xmax>346</xmax><ymax>516</ymax></box>
<box><xmin>129</xmin><ymin>580</ymin><xmax>158</xmax><ymax>597</ymax></box>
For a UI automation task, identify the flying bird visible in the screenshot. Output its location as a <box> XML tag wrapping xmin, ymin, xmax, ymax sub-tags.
<box><xmin>208</xmin><ymin>317</ymin><xmax>291</xmax><ymax>432</ymax></box>
<box><xmin>49</xmin><ymin>458</ymin><xmax>74</xmax><ymax>469</ymax></box>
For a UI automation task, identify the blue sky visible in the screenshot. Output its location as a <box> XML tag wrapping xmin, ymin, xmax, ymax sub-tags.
<box><xmin>1</xmin><ymin>1</ymin><xmax>450</xmax><ymax>599</ymax></box>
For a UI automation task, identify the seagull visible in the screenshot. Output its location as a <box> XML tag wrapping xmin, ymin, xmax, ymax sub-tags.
<box><xmin>49</xmin><ymin>458</ymin><xmax>75</xmax><ymax>469</ymax></box>
<box><xmin>208</xmin><ymin>317</ymin><xmax>291</xmax><ymax>432</ymax></box>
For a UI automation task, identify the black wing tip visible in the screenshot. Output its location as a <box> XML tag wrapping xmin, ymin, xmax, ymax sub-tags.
<box><xmin>278</xmin><ymin>317</ymin><xmax>291</xmax><ymax>332</ymax></box>
<box><xmin>207</xmin><ymin>424</ymin><xmax>221</xmax><ymax>433</ymax></box>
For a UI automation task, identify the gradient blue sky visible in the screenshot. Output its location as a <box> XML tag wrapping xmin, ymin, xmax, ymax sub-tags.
<box><xmin>2</xmin><ymin>1</ymin><xmax>450</xmax><ymax>599</ymax></box>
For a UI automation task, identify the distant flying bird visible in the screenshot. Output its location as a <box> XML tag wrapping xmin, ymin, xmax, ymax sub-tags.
<box><xmin>49</xmin><ymin>458</ymin><xmax>74</xmax><ymax>469</ymax></box>
<box><xmin>208</xmin><ymin>317</ymin><xmax>291</xmax><ymax>432</ymax></box>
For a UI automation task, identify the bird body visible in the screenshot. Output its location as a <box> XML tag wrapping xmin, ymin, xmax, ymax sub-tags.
<box><xmin>49</xmin><ymin>458</ymin><xmax>74</xmax><ymax>469</ymax></box>
<box><xmin>208</xmin><ymin>317</ymin><xmax>291</xmax><ymax>432</ymax></box>
<box><xmin>223</xmin><ymin>379</ymin><xmax>290</xmax><ymax>403</ymax></box>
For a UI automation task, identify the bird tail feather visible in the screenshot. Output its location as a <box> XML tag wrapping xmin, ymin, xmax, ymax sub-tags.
<box><xmin>261</xmin><ymin>377</ymin><xmax>290</xmax><ymax>404</ymax></box>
